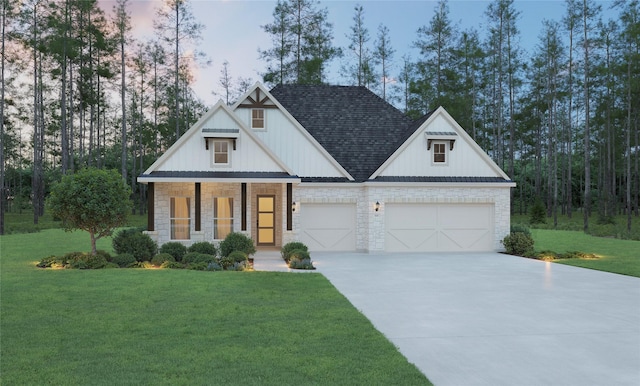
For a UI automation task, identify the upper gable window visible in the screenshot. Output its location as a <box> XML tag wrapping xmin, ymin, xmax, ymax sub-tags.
<box><xmin>212</xmin><ymin>140</ymin><xmax>230</xmax><ymax>166</ymax></box>
<box><xmin>252</xmin><ymin>109</ymin><xmax>265</xmax><ymax>129</ymax></box>
<box><xmin>433</xmin><ymin>142</ymin><xmax>447</xmax><ymax>164</ymax></box>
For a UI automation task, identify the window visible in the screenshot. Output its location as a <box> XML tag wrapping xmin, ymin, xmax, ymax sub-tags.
<box><xmin>252</xmin><ymin>109</ymin><xmax>264</xmax><ymax>129</ymax></box>
<box><xmin>212</xmin><ymin>140</ymin><xmax>229</xmax><ymax>165</ymax></box>
<box><xmin>170</xmin><ymin>197</ymin><xmax>190</xmax><ymax>240</ymax></box>
<box><xmin>214</xmin><ymin>197</ymin><xmax>233</xmax><ymax>240</ymax></box>
<box><xmin>433</xmin><ymin>142</ymin><xmax>446</xmax><ymax>164</ymax></box>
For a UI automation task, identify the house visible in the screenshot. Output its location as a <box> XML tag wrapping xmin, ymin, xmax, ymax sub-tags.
<box><xmin>138</xmin><ymin>83</ymin><xmax>515</xmax><ymax>252</ymax></box>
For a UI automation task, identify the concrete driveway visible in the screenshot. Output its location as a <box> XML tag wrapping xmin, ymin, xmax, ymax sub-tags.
<box><xmin>312</xmin><ymin>252</ymin><xmax>640</xmax><ymax>386</ymax></box>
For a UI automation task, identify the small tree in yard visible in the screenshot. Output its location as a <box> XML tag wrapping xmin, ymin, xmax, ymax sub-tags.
<box><xmin>48</xmin><ymin>168</ymin><xmax>132</xmax><ymax>255</ymax></box>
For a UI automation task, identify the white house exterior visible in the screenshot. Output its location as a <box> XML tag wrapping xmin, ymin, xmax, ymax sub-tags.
<box><xmin>138</xmin><ymin>83</ymin><xmax>515</xmax><ymax>252</ymax></box>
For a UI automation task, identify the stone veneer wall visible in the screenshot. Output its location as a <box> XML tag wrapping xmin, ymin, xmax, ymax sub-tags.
<box><xmin>149</xmin><ymin>182</ymin><xmax>511</xmax><ymax>252</ymax></box>
<box><xmin>291</xmin><ymin>184</ymin><xmax>511</xmax><ymax>252</ymax></box>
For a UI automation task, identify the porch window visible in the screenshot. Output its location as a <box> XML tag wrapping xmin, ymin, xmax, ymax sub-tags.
<box><xmin>252</xmin><ymin>109</ymin><xmax>264</xmax><ymax>129</ymax></box>
<box><xmin>212</xmin><ymin>140</ymin><xmax>229</xmax><ymax>165</ymax></box>
<box><xmin>170</xmin><ymin>197</ymin><xmax>190</xmax><ymax>240</ymax></box>
<box><xmin>214</xmin><ymin>197</ymin><xmax>234</xmax><ymax>240</ymax></box>
<box><xmin>433</xmin><ymin>142</ymin><xmax>447</xmax><ymax>164</ymax></box>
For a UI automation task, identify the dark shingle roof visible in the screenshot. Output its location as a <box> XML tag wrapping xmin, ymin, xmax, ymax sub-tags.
<box><xmin>270</xmin><ymin>84</ymin><xmax>414</xmax><ymax>182</ymax></box>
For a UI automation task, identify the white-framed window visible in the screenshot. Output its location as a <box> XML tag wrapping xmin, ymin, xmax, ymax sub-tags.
<box><xmin>213</xmin><ymin>197</ymin><xmax>233</xmax><ymax>240</ymax></box>
<box><xmin>433</xmin><ymin>142</ymin><xmax>447</xmax><ymax>164</ymax></box>
<box><xmin>252</xmin><ymin>109</ymin><xmax>265</xmax><ymax>129</ymax></box>
<box><xmin>212</xmin><ymin>140</ymin><xmax>230</xmax><ymax>166</ymax></box>
<box><xmin>170</xmin><ymin>197</ymin><xmax>190</xmax><ymax>240</ymax></box>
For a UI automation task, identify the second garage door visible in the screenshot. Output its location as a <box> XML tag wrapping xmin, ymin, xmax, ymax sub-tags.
<box><xmin>299</xmin><ymin>203</ymin><xmax>357</xmax><ymax>251</ymax></box>
<box><xmin>385</xmin><ymin>204</ymin><xmax>494</xmax><ymax>252</ymax></box>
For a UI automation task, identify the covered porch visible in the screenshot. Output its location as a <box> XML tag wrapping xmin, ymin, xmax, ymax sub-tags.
<box><xmin>137</xmin><ymin>171</ymin><xmax>300</xmax><ymax>249</ymax></box>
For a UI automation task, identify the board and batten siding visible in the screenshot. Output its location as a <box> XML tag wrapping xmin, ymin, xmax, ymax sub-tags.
<box><xmin>155</xmin><ymin>108</ymin><xmax>284</xmax><ymax>173</ymax></box>
<box><xmin>377</xmin><ymin>114</ymin><xmax>502</xmax><ymax>178</ymax></box>
<box><xmin>235</xmin><ymin>107</ymin><xmax>347</xmax><ymax>178</ymax></box>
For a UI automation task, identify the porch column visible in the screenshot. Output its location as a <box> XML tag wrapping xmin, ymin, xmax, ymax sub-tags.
<box><xmin>147</xmin><ymin>182</ymin><xmax>154</xmax><ymax>231</ymax></box>
<box><xmin>195</xmin><ymin>183</ymin><xmax>201</xmax><ymax>232</ymax></box>
<box><xmin>286</xmin><ymin>183</ymin><xmax>293</xmax><ymax>231</ymax></box>
<box><xmin>241</xmin><ymin>183</ymin><xmax>247</xmax><ymax>231</ymax></box>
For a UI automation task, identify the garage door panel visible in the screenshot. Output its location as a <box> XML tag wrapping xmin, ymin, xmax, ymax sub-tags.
<box><xmin>386</xmin><ymin>229</ymin><xmax>437</xmax><ymax>251</ymax></box>
<box><xmin>299</xmin><ymin>204</ymin><xmax>356</xmax><ymax>251</ymax></box>
<box><xmin>385</xmin><ymin>204</ymin><xmax>494</xmax><ymax>252</ymax></box>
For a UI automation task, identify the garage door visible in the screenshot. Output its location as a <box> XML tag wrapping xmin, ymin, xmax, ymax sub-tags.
<box><xmin>299</xmin><ymin>203</ymin><xmax>357</xmax><ymax>251</ymax></box>
<box><xmin>385</xmin><ymin>204</ymin><xmax>494</xmax><ymax>252</ymax></box>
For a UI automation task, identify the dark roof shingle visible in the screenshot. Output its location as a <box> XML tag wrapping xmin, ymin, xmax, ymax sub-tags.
<box><xmin>270</xmin><ymin>84</ymin><xmax>414</xmax><ymax>182</ymax></box>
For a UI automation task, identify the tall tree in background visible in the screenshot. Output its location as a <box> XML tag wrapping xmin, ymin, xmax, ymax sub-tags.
<box><xmin>375</xmin><ymin>23</ymin><xmax>395</xmax><ymax>101</ymax></box>
<box><xmin>563</xmin><ymin>0</ymin><xmax>581</xmax><ymax>219</ymax></box>
<box><xmin>345</xmin><ymin>4</ymin><xmax>374</xmax><ymax>87</ymax></box>
<box><xmin>413</xmin><ymin>0</ymin><xmax>455</xmax><ymax>111</ymax></box>
<box><xmin>260</xmin><ymin>0</ymin><xmax>340</xmax><ymax>85</ymax></box>
<box><xmin>580</xmin><ymin>0</ymin><xmax>601</xmax><ymax>232</ymax></box>
<box><xmin>114</xmin><ymin>0</ymin><xmax>130</xmax><ymax>182</ymax></box>
<box><xmin>0</xmin><ymin>0</ymin><xmax>10</xmax><ymax>235</ymax></box>
<box><xmin>154</xmin><ymin>0</ymin><xmax>203</xmax><ymax>141</ymax></box>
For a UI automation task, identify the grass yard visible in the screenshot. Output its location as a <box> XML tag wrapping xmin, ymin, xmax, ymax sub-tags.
<box><xmin>532</xmin><ymin>229</ymin><xmax>640</xmax><ymax>278</ymax></box>
<box><xmin>0</xmin><ymin>230</ymin><xmax>430</xmax><ymax>385</ymax></box>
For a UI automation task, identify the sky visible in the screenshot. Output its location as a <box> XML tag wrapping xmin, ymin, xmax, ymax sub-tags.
<box><xmin>99</xmin><ymin>0</ymin><xmax>618</xmax><ymax>107</ymax></box>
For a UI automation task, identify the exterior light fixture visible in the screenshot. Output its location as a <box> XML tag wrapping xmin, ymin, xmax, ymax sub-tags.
<box><xmin>375</xmin><ymin>201</ymin><xmax>380</xmax><ymax>212</ymax></box>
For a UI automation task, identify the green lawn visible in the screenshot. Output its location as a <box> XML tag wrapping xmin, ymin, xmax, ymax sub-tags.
<box><xmin>532</xmin><ymin>229</ymin><xmax>640</xmax><ymax>277</ymax></box>
<box><xmin>0</xmin><ymin>229</ymin><xmax>430</xmax><ymax>385</ymax></box>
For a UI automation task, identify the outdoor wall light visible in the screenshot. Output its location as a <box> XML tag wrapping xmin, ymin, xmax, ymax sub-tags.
<box><xmin>374</xmin><ymin>201</ymin><xmax>380</xmax><ymax>212</ymax></box>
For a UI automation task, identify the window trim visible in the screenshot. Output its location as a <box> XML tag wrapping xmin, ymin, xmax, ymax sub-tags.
<box><xmin>170</xmin><ymin>196</ymin><xmax>191</xmax><ymax>240</ymax></box>
<box><xmin>432</xmin><ymin>141</ymin><xmax>448</xmax><ymax>165</ymax></box>
<box><xmin>251</xmin><ymin>108</ymin><xmax>265</xmax><ymax>130</ymax></box>
<box><xmin>211</xmin><ymin>139</ymin><xmax>231</xmax><ymax>167</ymax></box>
<box><xmin>213</xmin><ymin>197</ymin><xmax>234</xmax><ymax>240</ymax></box>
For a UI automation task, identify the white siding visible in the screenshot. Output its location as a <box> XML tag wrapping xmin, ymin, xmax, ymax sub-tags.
<box><xmin>156</xmin><ymin>109</ymin><xmax>285</xmax><ymax>173</ymax></box>
<box><xmin>378</xmin><ymin>114</ymin><xmax>501</xmax><ymax>177</ymax></box>
<box><xmin>235</xmin><ymin>107</ymin><xmax>347</xmax><ymax>178</ymax></box>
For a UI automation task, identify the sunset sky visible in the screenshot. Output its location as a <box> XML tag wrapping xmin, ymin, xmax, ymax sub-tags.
<box><xmin>98</xmin><ymin>0</ymin><xmax>617</xmax><ymax>107</ymax></box>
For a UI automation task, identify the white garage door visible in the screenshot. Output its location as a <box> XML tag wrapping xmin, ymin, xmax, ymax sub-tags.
<box><xmin>299</xmin><ymin>203</ymin><xmax>357</xmax><ymax>251</ymax></box>
<box><xmin>385</xmin><ymin>204</ymin><xmax>494</xmax><ymax>252</ymax></box>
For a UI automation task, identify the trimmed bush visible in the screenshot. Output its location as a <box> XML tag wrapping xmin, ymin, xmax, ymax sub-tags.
<box><xmin>529</xmin><ymin>199</ymin><xmax>547</xmax><ymax>225</ymax></box>
<box><xmin>110</xmin><ymin>253</ymin><xmax>137</xmax><ymax>268</ymax></box>
<box><xmin>502</xmin><ymin>232</ymin><xmax>535</xmax><ymax>256</ymax></box>
<box><xmin>159</xmin><ymin>242</ymin><xmax>188</xmax><ymax>262</ymax></box>
<box><xmin>151</xmin><ymin>253</ymin><xmax>176</xmax><ymax>267</ymax></box>
<box><xmin>182</xmin><ymin>252</ymin><xmax>217</xmax><ymax>265</ymax></box>
<box><xmin>66</xmin><ymin>251</ymin><xmax>109</xmax><ymax>269</ymax></box>
<box><xmin>281</xmin><ymin>241</ymin><xmax>308</xmax><ymax>262</ymax></box>
<box><xmin>36</xmin><ymin>255</ymin><xmax>66</xmax><ymax>268</ymax></box>
<box><xmin>287</xmin><ymin>249</ymin><xmax>315</xmax><ymax>270</ymax></box>
<box><xmin>228</xmin><ymin>250</ymin><xmax>248</xmax><ymax>263</ymax></box>
<box><xmin>510</xmin><ymin>224</ymin><xmax>531</xmax><ymax>236</ymax></box>
<box><xmin>219</xmin><ymin>232</ymin><xmax>256</xmax><ymax>257</ymax></box>
<box><xmin>188</xmin><ymin>241</ymin><xmax>217</xmax><ymax>256</ymax></box>
<box><xmin>112</xmin><ymin>228</ymin><xmax>157</xmax><ymax>262</ymax></box>
<box><xmin>162</xmin><ymin>261</ymin><xmax>185</xmax><ymax>269</ymax></box>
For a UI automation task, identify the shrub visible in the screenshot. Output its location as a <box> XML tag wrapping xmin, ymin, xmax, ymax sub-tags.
<box><xmin>37</xmin><ymin>255</ymin><xmax>66</xmax><ymax>268</ymax></box>
<box><xmin>151</xmin><ymin>253</ymin><xmax>176</xmax><ymax>266</ymax></box>
<box><xmin>287</xmin><ymin>249</ymin><xmax>315</xmax><ymax>270</ymax></box>
<box><xmin>112</xmin><ymin>228</ymin><xmax>157</xmax><ymax>262</ymax></box>
<box><xmin>502</xmin><ymin>232</ymin><xmax>535</xmax><ymax>256</ymax></box>
<box><xmin>188</xmin><ymin>241</ymin><xmax>217</xmax><ymax>256</ymax></box>
<box><xmin>110</xmin><ymin>253</ymin><xmax>137</xmax><ymax>268</ymax></box>
<box><xmin>162</xmin><ymin>261</ymin><xmax>185</xmax><ymax>269</ymax></box>
<box><xmin>207</xmin><ymin>261</ymin><xmax>223</xmax><ymax>271</ymax></box>
<box><xmin>510</xmin><ymin>224</ymin><xmax>531</xmax><ymax>236</ymax></box>
<box><xmin>219</xmin><ymin>232</ymin><xmax>256</xmax><ymax>257</ymax></box>
<box><xmin>228</xmin><ymin>250</ymin><xmax>248</xmax><ymax>263</ymax></box>
<box><xmin>529</xmin><ymin>199</ymin><xmax>547</xmax><ymax>225</ymax></box>
<box><xmin>281</xmin><ymin>241</ymin><xmax>308</xmax><ymax>262</ymax></box>
<box><xmin>66</xmin><ymin>251</ymin><xmax>109</xmax><ymax>269</ymax></box>
<box><xmin>186</xmin><ymin>262</ymin><xmax>208</xmax><ymax>271</ymax></box>
<box><xmin>159</xmin><ymin>242</ymin><xmax>188</xmax><ymax>262</ymax></box>
<box><xmin>182</xmin><ymin>252</ymin><xmax>217</xmax><ymax>265</ymax></box>
<box><xmin>219</xmin><ymin>256</ymin><xmax>236</xmax><ymax>270</ymax></box>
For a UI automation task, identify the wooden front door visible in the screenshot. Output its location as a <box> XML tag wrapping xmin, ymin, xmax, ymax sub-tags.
<box><xmin>257</xmin><ymin>195</ymin><xmax>275</xmax><ymax>246</ymax></box>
